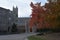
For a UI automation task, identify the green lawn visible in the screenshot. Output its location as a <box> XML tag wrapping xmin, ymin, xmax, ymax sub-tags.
<box><xmin>28</xmin><ymin>35</ymin><xmax>46</xmax><ymax>40</ymax></box>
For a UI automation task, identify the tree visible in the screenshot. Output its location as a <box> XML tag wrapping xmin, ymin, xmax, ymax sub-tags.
<box><xmin>11</xmin><ymin>23</ymin><xmax>17</xmax><ymax>33</ymax></box>
<box><xmin>29</xmin><ymin>2</ymin><xmax>46</xmax><ymax>30</ymax></box>
<box><xmin>29</xmin><ymin>0</ymin><xmax>60</xmax><ymax>32</ymax></box>
<box><xmin>44</xmin><ymin>0</ymin><xmax>60</xmax><ymax>31</ymax></box>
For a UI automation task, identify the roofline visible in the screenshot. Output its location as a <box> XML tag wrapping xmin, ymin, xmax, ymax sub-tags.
<box><xmin>0</xmin><ymin>7</ymin><xmax>11</xmax><ymax>11</ymax></box>
<box><xmin>18</xmin><ymin>17</ymin><xmax>31</xmax><ymax>19</ymax></box>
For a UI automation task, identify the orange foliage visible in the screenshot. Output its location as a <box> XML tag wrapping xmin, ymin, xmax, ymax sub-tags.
<box><xmin>29</xmin><ymin>0</ymin><xmax>60</xmax><ymax>30</ymax></box>
<box><xmin>29</xmin><ymin>2</ymin><xmax>47</xmax><ymax>29</ymax></box>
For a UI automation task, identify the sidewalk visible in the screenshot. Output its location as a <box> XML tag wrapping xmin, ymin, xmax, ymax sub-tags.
<box><xmin>0</xmin><ymin>32</ymin><xmax>38</xmax><ymax>40</ymax></box>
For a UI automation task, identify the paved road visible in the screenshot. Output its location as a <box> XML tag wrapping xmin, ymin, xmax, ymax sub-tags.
<box><xmin>0</xmin><ymin>33</ymin><xmax>38</xmax><ymax>40</ymax></box>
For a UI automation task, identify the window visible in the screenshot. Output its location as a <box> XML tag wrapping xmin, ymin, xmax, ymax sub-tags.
<box><xmin>9</xmin><ymin>11</ymin><xmax>11</xmax><ymax>14</ymax></box>
<box><xmin>9</xmin><ymin>17</ymin><xmax>11</xmax><ymax>20</ymax></box>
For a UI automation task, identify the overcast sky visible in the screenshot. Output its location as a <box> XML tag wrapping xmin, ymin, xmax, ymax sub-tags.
<box><xmin>0</xmin><ymin>0</ymin><xmax>47</xmax><ymax>17</ymax></box>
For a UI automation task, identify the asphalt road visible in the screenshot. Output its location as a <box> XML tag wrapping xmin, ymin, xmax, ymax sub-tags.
<box><xmin>0</xmin><ymin>33</ymin><xmax>38</xmax><ymax>40</ymax></box>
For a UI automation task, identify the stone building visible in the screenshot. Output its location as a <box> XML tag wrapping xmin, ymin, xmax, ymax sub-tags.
<box><xmin>17</xmin><ymin>17</ymin><xmax>30</xmax><ymax>33</ymax></box>
<box><xmin>17</xmin><ymin>17</ymin><xmax>37</xmax><ymax>33</ymax></box>
<box><xmin>0</xmin><ymin>6</ymin><xmax>36</xmax><ymax>33</ymax></box>
<box><xmin>0</xmin><ymin>7</ymin><xmax>18</xmax><ymax>32</ymax></box>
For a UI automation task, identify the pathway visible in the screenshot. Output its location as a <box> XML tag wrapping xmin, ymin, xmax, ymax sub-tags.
<box><xmin>0</xmin><ymin>33</ymin><xmax>38</xmax><ymax>40</ymax></box>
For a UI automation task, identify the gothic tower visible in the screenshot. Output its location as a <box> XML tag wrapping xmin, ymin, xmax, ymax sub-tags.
<box><xmin>13</xmin><ymin>6</ymin><xmax>18</xmax><ymax>24</ymax></box>
<box><xmin>13</xmin><ymin>6</ymin><xmax>18</xmax><ymax>16</ymax></box>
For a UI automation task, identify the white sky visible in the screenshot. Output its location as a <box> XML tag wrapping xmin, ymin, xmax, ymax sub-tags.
<box><xmin>0</xmin><ymin>0</ymin><xmax>47</xmax><ymax>17</ymax></box>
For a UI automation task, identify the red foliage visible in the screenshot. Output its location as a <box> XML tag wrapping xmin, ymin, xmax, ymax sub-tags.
<box><xmin>29</xmin><ymin>2</ymin><xmax>47</xmax><ymax>29</ymax></box>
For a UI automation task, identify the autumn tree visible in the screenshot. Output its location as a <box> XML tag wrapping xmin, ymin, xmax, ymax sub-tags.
<box><xmin>30</xmin><ymin>0</ymin><xmax>60</xmax><ymax>32</ymax></box>
<box><xmin>29</xmin><ymin>2</ymin><xmax>47</xmax><ymax>32</ymax></box>
<box><xmin>44</xmin><ymin>0</ymin><xmax>60</xmax><ymax>31</ymax></box>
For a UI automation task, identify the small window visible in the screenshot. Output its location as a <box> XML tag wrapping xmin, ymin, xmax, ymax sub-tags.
<box><xmin>9</xmin><ymin>17</ymin><xmax>11</xmax><ymax>20</ymax></box>
<box><xmin>9</xmin><ymin>11</ymin><xmax>11</xmax><ymax>14</ymax></box>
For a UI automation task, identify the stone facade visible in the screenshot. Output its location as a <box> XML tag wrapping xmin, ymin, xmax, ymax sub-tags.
<box><xmin>17</xmin><ymin>17</ymin><xmax>30</xmax><ymax>33</ymax></box>
<box><xmin>0</xmin><ymin>7</ymin><xmax>36</xmax><ymax>33</ymax></box>
<box><xmin>0</xmin><ymin>7</ymin><xmax>18</xmax><ymax>32</ymax></box>
<box><xmin>17</xmin><ymin>17</ymin><xmax>37</xmax><ymax>33</ymax></box>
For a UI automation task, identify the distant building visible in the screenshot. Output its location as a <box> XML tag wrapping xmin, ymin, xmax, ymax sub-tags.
<box><xmin>17</xmin><ymin>17</ymin><xmax>37</xmax><ymax>33</ymax></box>
<box><xmin>0</xmin><ymin>7</ymin><xmax>18</xmax><ymax>32</ymax></box>
<box><xmin>17</xmin><ymin>17</ymin><xmax>30</xmax><ymax>33</ymax></box>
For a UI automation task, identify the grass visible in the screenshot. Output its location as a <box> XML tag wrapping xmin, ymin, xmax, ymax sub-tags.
<box><xmin>28</xmin><ymin>32</ymin><xmax>60</xmax><ymax>40</ymax></box>
<box><xmin>28</xmin><ymin>35</ymin><xmax>46</xmax><ymax>40</ymax></box>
